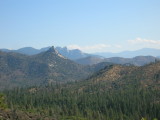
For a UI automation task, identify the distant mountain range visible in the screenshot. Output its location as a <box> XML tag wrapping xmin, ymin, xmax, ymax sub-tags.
<box><xmin>74</xmin><ymin>48</ymin><xmax>160</xmax><ymax>66</ymax></box>
<box><xmin>1</xmin><ymin>47</ymin><xmax>160</xmax><ymax>59</ymax></box>
<box><xmin>0</xmin><ymin>47</ymin><xmax>50</xmax><ymax>55</ymax></box>
<box><xmin>0</xmin><ymin>47</ymin><xmax>92</xmax><ymax>60</ymax></box>
<box><xmin>75</xmin><ymin>56</ymin><xmax>159</xmax><ymax>66</ymax></box>
<box><xmin>94</xmin><ymin>48</ymin><xmax>160</xmax><ymax>58</ymax></box>
<box><xmin>2</xmin><ymin>47</ymin><xmax>160</xmax><ymax>59</ymax></box>
<box><xmin>103</xmin><ymin>56</ymin><xmax>159</xmax><ymax>66</ymax></box>
<box><xmin>1</xmin><ymin>47</ymin><xmax>160</xmax><ymax>66</ymax></box>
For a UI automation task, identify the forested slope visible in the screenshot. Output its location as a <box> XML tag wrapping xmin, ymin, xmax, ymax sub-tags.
<box><xmin>1</xmin><ymin>62</ymin><xmax>160</xmax><ymax>120</ymax></box>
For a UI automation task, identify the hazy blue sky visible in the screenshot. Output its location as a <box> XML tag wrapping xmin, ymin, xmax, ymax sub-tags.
<box><xmin>0</xmin><ymin>0</ymin><xmax>160</xmax><ymax>53</ymax></box>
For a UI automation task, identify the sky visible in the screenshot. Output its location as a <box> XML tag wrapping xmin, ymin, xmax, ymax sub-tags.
<box><xmin>0</xmin><ymin>0</ymin><xmax>160</xmax><ymax>53</ymax></box>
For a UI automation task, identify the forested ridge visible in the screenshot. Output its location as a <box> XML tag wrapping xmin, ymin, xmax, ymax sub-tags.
<box><xmin>2</xmin><ymin>82</ymin><xmax>160</xmax><ymax>120</ymax></box>
<box><xmin>1</xmin><ymin>62</ymin><xmax>160</xmax><ymax>120</ymax></box>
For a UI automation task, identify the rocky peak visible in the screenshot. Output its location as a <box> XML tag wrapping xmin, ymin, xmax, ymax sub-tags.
<box><xmin>44</xmin><ymin>46</ymin><xmax>66</xmax><ymax>59</ymax></box>
<box><xmin>47</xmin><ymin>46</ymin><xmax>59</xmax><ymax>54</ymax></box>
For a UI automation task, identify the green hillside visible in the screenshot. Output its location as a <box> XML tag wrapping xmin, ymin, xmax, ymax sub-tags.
<box><xmin>1</xmin><ymin>62</ymin><xmax>160</xmax><ymax>120</ymax></box>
